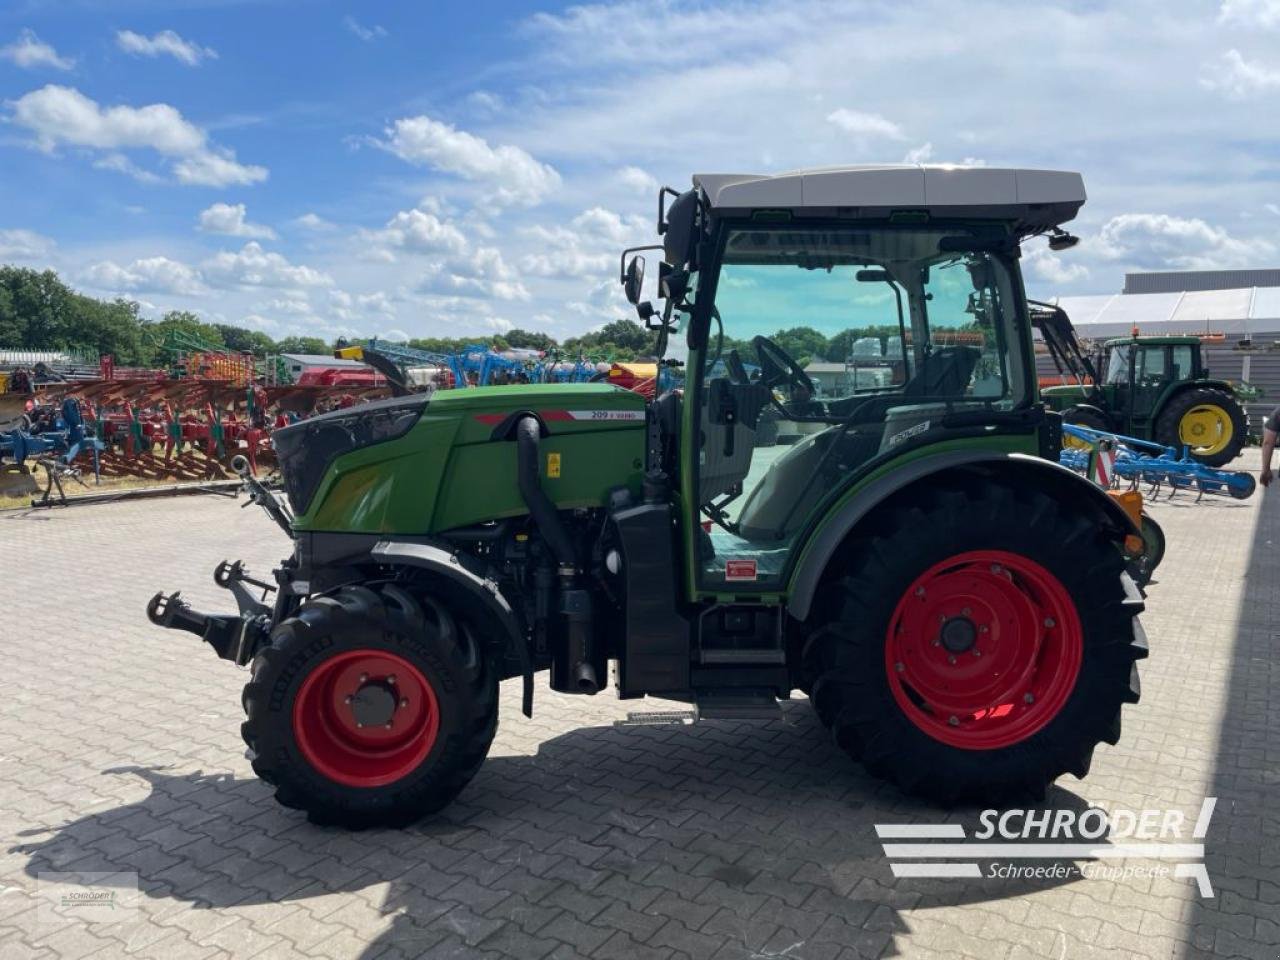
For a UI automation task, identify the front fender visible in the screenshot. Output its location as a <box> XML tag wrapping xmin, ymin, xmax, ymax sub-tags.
<box><xmin>371</xmin><ymin>540</ymin><xmax>533</xmax><ymax>717</ymax></box>
<box><xmin>786</xmin><ymin>451</ymin><xmax>1137</xmax><ymax>621</ymax></box>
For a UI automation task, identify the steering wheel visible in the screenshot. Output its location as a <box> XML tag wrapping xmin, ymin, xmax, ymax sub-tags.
<box><xmin>752</xmin><ymin>335</ymin><xmax>817</xmax><ymax>398</ymax></box>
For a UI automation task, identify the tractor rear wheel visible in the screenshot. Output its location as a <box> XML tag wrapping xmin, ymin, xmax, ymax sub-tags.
<box><xmin>1155</xmin><ymin>387</ymin><xmax>1246</xmax><ymax>467</ymax></box>
<box><xmin>806</xmin><ymin>480</ymin><xmax>1146</xmax><ymax>805</ymax></box>
<box><xmin>241</xmin><ymin>584</ymin><xmax>497</xmax><ymax>827</ymax></box>
<box><xmin>1062</xmin><ymin>406</ymin><xmax>1110</xmax><ymax>451</ymax></box>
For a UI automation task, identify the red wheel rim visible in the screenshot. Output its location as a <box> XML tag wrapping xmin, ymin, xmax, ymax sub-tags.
<box><xmin>884</xmin><ymin>550</ymin><xmax>1083</xmax><ymax>750</ymax></box>
<box><xmin>292</xmin><ymin>649</ymin><xmax>440</xmax><ymax>787</ymax></box>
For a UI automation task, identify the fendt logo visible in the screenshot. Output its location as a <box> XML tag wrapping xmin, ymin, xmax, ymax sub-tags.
<box><xmin>876</xmin><ymin>798</ymin><xmax>1216</xmax><ymax>896</ymax></box>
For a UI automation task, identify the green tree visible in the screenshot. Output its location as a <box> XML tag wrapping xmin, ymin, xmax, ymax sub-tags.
<box><xmin>215</xmin><ymin>324</ymin><xmax>277</xmax><ymax>356</ymax></box>
<box><xmin>504</xmin><ymin>328</ymin><xmax>557</xmax><ymax>351</ymax></box>
<box><xmin>274</xmin><ymin>335</ymin><xmax>330</xmax><ymax>355</ymax></box>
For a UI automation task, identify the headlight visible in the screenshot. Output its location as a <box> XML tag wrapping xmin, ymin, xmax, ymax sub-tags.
<box><xmin>272</xmin><ymin>394</ymin><xmax>429</xmax><ymax>514</ymax></box>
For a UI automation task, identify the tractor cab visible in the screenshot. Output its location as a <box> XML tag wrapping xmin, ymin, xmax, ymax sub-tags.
<box><xmin>624</xmin><ymin>166</ymin><xmax>1083</xmax><ymax>593</ymax></box>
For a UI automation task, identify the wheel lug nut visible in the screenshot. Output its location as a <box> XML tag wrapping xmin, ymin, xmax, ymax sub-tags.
<box><xmin>399</xmin><ymin>697</ymin><xmax>409</xmax><ymax>707</ymax></box>
<box><xmin>948</xmin><ymin>715</ymin><xmax>959</xmax><ymax>726</ymax></box>
<box><xmin>359</xmin><ymin>673</ymin><xmax>368</xmax><ymax>683</ymax></box>
<box><xmin>387</xmin><ymin>675</ymin><xmax>396</xmax><ymax>684</ymax></box>
<box><xmin>1043</xmin><ymin>618</ymin><xmax>1055</xmax><ymax>628</ymax></box>
<box><xmin>1024</xmin><ymin>693</ymin><xmax>1035</xmax><ymax>704</ymax></box>
<box><xmin>973</xmin><ymin>649</ymin><xmax>982</xmax><ymax>658</ymax></box>
<box><xmin>979</xmin><ymin>625</ymin><xmax>989</xmax><ymax>634</ymax></box>
<box><xmin>385</xmin><ymin>722</ymin><xmax>393</xmax><ymax>729</ymax></box>
<box><xmin>356</xmin><ymin>722</ymin><xmax>364</xmax><ymax>728</ymax></box>
<box><xmin>344</xmin><ymin>695</ymin><xmax>353</xmax><ymax>704</ymax></box>
<box><xmin>990</xmin><ymin>564</ymin><xmax>1002</xmax><ymax>574</ymax></box>
<box><xmin>915</xmin><ymin>587</ymin><xmax>926</xmax><ymax>598</ymax></box>
<box><xmin>961</xmin><ymin>607</ymin><xmax>971</xmax><ymax>616</ymax></box>
<box><xmin>947</xmin><ymin>655</ymin><xmax>956</xmax><ymax>665</ymax></box>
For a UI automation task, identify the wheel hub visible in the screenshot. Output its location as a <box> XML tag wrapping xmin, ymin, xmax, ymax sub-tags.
<box><xmin>939</xmin><ymin>616</ymin><xmax>977</xmax><ymax>653</ymax></box>
<box><xmin>349</xmin><ymin>681</ymin><xmax>399</xmax><ymax>728</ymax></box>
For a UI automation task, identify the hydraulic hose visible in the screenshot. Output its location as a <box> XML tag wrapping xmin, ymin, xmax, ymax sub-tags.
<box><xmin>515</xmin><ymin>416</ymin><xmax>576</xmax><ymax>569</ymax></box>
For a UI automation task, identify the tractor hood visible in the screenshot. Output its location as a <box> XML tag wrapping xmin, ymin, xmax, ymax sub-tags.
<box><xmin>273</xmin><ymin>393</ymin><xmax>431</xmax><ymax>515</ymax></box>
<box><xmin>283</xmin><ymin>383</ymin><xmax>647</xmax><ymax>535</ymax></box>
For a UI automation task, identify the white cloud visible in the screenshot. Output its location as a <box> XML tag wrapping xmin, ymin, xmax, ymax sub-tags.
<box><xmin>1218</xmin><ymin>0</ymin><xmax>1280</xmax><ymax>28</ymax></box>
<box><xmin>1094</xmin><ymin>213</ymin><xmax>1274</xmax><ymax>270</ymax></box>
<box><xmin>0</xmin><ymin>228</ymin><xmax>55</xmax><ymax>260</ymax></box>
<box><xmin>381</xmin><ymin>115</ymin><xmax>560</xmax><ymax>206</ymax></box>
<box><xmin>116</xmin><ymin>29</ymin><xmax>217</xmax><ymax>66</ymax></box>
<box><xmin>617</xmin><ymin>166</ymin><xmax>659</xmax><ymax>193</ymax></box>
<box><xmin>293</xmin><ymin>212</ymin><xmax>336</xmax><ymax>231</ymax></box>
<box><xmin>903</xmin><ymin>142</ymin><xmax>934</xmax><ymax>163</ymax></box>
<box><xmin>172</xmin><ymin>150</ymin><xmax>268</xmax><ymax>187</ymax></box>
<box><xmin>420</xmin><ymin>247</ymin><xmax>529</xmax><ymax>301</ymax></box>
<box><xmin>1266</xmin><ymin>203</ymin><xmax>1280</xmax><ymax>216</ymax></box>
<box><xmin>520</xmin><ymin>250</ymin><xmax>611</xmax><ymax>278</ymax></box>
<box><xmin>8</xmin><ymin>85</ymin><xmax>267</xmax><ymax>187</ymax></box>
<box><xmin>1200</xmin><ymin>49</ymin><xmax>1280</xmax><ymax>98</ymax></box>
<box><xmin>343</xmin><ymin>16</ymin><xmax>387</xmax><ymax>42</ymax></box>
<box><xmin>202</xmin><ymin>242</ymin><xmax>333</xmax><ymax>289</ymax></box>
<box><xmin>826</xmin><ymin>108</ymin><xmax>906</xmax><ymax>140</ymax></box>
<box><xmin>263</xmin><ymin>297</ymin><xmax>313</xmax><ymax>315</ymax></box>
<box><xmin>1025</xmin><ymin>246</ymin><xmax>1090</xmax><ymax>285</ymax></box>
<box><xmin>84</xmin><ymin>256</ymin><xmax>207</xmax><ymax>295</ymax></box>
<box><xmin>0</xmin><ymin>29</ymin><xmax>73</xmax><ymax>70</ymax></box>
<box><xmin>366</xmin><ymin>208</ymin><xmax>468</xmax><ymax>258</ymax></box>
<box><xmin>92</xmin><ymin>153</ymin><xmax>163</xmax><ymax>183</ymax></box>
<box><xmin>198</xmin><ymin>202</ymin><xmax>276</xmax><ymax>239</ymax></box>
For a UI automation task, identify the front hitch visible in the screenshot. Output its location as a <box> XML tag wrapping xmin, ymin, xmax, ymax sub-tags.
<box><xmin>147</xmin><ymin>559</ymin><xmax>278</xmax><ymax>665</ymax></box>
<box><xmin>146</xmin><ymin>591</ymin><xmax>267</xmax><ymax>664</ymax></box>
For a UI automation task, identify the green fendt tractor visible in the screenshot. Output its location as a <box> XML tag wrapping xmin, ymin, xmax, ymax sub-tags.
<box><xmin>1032</xmin><ymin>301</ymin><xmax>1247</xmax><ymax>466</ymax></box>
<box><xmin>149</xmin><ymin>166</ymin><xmax>1148</xmax><ymax>827</ymax></box>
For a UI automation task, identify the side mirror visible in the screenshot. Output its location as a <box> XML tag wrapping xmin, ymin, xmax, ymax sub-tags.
<box><xmin>623</xmin><ymin>255</ymin><xmax>645</xmax><ymax>305</ymax></box>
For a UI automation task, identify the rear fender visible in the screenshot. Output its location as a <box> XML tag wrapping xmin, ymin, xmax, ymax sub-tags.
<box><xmin>371</xmin><ymin>540</ymin><xmax>533</xmax><ymax>717</ymax></box>
<box><xmin>786</xmin><ymin>451</ymin><xmax>1137</xmax><ymax>621</ymax></box>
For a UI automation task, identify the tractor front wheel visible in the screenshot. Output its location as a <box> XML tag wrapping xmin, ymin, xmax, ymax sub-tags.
<box><xmin>806</xmin><ymin>480</ymin><xmax>1146</xmax><ymax>805</ymax></box>
<box><xmin>1155</xmin><ymin>387</ymin><xmax>1246</xmax><ymax>467</ymax></box>
<box><xmin>241</xmin><ymin>584</ymin><xmax>497</xmax><ymax>827</ymax></box>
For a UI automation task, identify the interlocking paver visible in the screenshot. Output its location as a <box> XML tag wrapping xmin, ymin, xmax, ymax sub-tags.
<box><xmin>2</xmin><ymin>451</ymin><xmax>1278</xmax><ymax>958</ymax></box>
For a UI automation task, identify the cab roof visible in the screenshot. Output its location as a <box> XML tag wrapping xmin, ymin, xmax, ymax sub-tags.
<box><xmin>692</xmin><ymin>165</ymin><xmax>1086</xmax><ymax>230</ymax></box>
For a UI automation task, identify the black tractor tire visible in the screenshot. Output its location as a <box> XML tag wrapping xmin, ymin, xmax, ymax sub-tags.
<box><xmin>241</xmin><ymin>583</ymin><xmax>497</xmax><ymax>828</ymax></box>
<box><xmin>805</xmin><ymin>479</ymin><xmax>1146</xmax><ymax>806</ymax></box>
<box><xmin>1062</xmin><ymin>405</ymin><xmax>1110</xmax><ymax>432</ymax></box>
<box><xmin>1154</xmin><ymin>387</ymin><xmax>1247</xmax><ymax>467</ymax></box>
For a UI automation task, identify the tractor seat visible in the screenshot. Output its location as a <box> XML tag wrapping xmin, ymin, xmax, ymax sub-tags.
<box><xmin>827</xmin><ymin>346</ymin><xmax>981</xmax><ymax>423</ymax></box>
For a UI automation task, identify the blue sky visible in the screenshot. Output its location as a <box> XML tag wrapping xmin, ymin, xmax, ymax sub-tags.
<box><xmin>1</xmin><ymin>0</ymin><xmax>1278</xmax><ymax>343</ymax></box>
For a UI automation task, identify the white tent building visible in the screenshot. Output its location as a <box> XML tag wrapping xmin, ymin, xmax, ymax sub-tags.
<box><xmin>1050</xmin><ymin>286</ymin><xmax>1280</xmax><ymax>342</ymax></box>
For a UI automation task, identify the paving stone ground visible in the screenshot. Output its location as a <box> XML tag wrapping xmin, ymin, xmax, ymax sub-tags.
<box><xmin>0</xmin><ymin>454</ymin><xmax>1277</xmax><ymax>960</ymax></box>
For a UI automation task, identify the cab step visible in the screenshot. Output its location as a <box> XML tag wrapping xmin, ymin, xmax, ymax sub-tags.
<box><xmin>694</xmin><ymin>689</ymin><xmax>782</xmax><ymax>720</ymax></box>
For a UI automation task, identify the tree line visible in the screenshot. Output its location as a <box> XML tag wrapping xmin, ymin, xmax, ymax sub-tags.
<box><xmin>1</xmin><ymin>264</ymin><xmax>908</xmax><ymax>369</ymax></box>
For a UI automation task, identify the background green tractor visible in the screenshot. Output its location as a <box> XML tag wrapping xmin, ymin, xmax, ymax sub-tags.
<box><xmin>1033</xmin><ymin>302</ymin><xmax>1247</xmax><ymax>466</ymax></box>
<box><xmin>149</xmin><ymin>166</ymin><xmax>1147</xmax><ymax>827</ymax></box>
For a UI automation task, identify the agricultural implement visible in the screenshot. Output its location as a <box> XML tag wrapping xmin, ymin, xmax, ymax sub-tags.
<box><xmin>1059</xmin><ymin>422</ymin><xmax>1256</xmax><ymax>501</ymax></box>
<box><xmin>149</xmin><ymin>165</ymin><xmax>1148</xmax><ymax>827</ymax></box>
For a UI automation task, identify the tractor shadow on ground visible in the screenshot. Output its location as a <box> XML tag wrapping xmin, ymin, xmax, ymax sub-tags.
<box><xmin>11</xmin><ymin>708</ymin><xmax>1120</xmax><ymax>959</ymax></box>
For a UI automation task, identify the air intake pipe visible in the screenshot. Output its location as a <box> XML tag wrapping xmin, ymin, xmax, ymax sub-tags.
<box><xmin>515</xmin><ymin>416</ymin><xmax>576</xmax><ymax>569</ymax></box>
<box><xmin>514</xmin><ymin>416</ymin><xmax>600</xmax><ymax>694</ymax></box>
